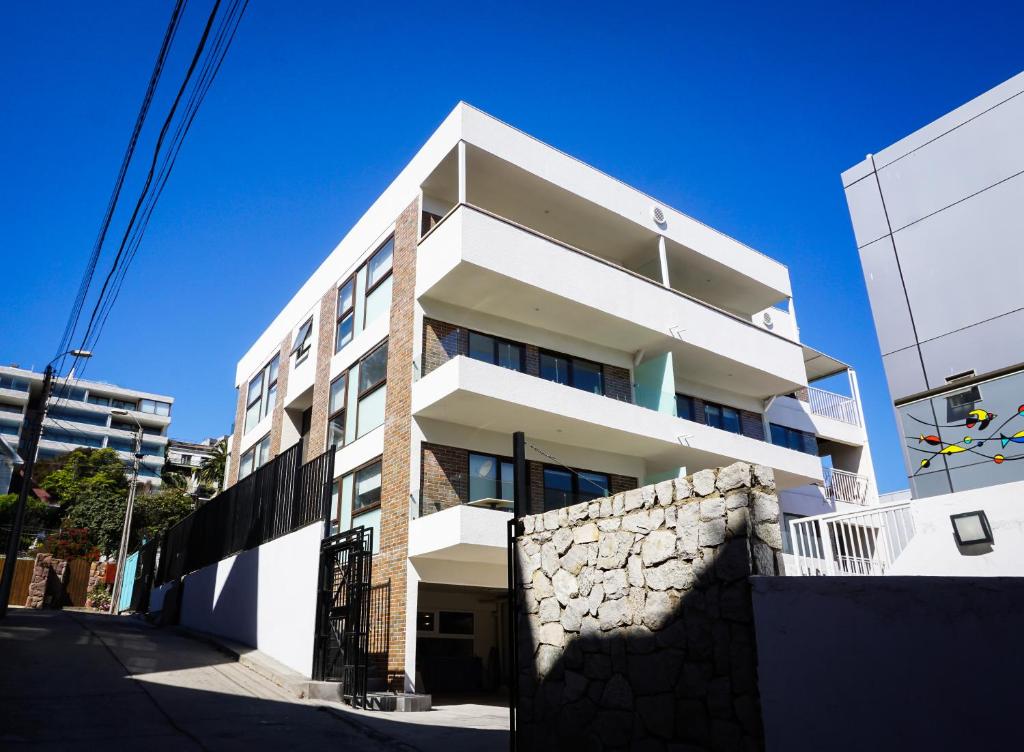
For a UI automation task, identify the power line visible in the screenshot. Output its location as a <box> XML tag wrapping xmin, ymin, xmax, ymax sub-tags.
<box><xmin>525</xmin><ymin>440</ymin><xmax>610</xmax><ymax>496</ymax></box>
<box><xmin>54</xmin><ymin>0</ymin><xmax>189</xmax><ymax>381</ymax></box>
<box><xmin>57</xmin><ymin>0</ymin><xmax>249</xmax><ymax>397</ymax></box>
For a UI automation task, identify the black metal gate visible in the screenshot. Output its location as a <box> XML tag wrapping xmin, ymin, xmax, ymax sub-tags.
<box><xmin>313</xmin><ymin>525</ymin><xmax>373</xmax><ymax>706</ymax></box>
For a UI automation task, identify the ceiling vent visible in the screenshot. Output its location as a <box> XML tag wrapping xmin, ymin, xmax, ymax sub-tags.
<box><xmin>650</xmin><ymin>205</ymin><xmax>666</xmax><ymax>226</ymax></box>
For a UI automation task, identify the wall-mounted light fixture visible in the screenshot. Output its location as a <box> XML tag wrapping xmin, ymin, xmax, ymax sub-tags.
<box><xmin>950</xmin><ymin>510</ymin><xmax>993</xmax><ymax>546</ymax></box>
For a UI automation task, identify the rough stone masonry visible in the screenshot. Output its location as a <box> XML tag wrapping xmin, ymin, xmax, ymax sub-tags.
<box><xmin>514</xmin><ymin>462</ymin><xmax>782</xmax><ymax>752</ymax></box>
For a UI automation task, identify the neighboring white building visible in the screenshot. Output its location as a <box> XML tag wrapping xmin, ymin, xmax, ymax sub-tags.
<box><xmin>164</xmin><ymin>436</ymin><xmax>227</xmax><ymax>499</ymax></box>
<box><xmin>0</xmin><ymin>365</ymin><xmax>173</xmax><ymax>486</ymax></box>
<box><xmin>216</xmin><ymin>103</ymin><xmax>879</xmax><ymax>687</ymax></box>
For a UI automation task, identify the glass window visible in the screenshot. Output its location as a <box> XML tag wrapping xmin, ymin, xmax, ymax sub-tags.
<box><xmin>469</xmin><ymin>332</ymin><xmax>495</xmax><ymax>364</ymax></box>
<box><xmin>469</xmin><ymin>452</ymin><xmax>497</xmax><ymax>501</ymax></box>
<box><xmin>705</xmin><ymin>402</ymin><xmax>741</xmax><ymax>434</ymax></box>
<box><xmin>366</xmin><ymin>237</ymin><xmax>394</xmax><ymax>289</ymax></box>
<box><xmin>87</xmin><ymin>395</ymin><xmax>110</xmax><ymax>407</ymax></box>
<box><xmin>336</xmin><ymin>278</ymin><xmax>355</xmax><ymax>352</ymax></box>
<box><xmin>363</xmin><ymin>274</ymin><xmax>392</xmax><ymax>327</ymax></box>
<box><xmin>543</xmin><ymin>468</ymin><xmax>574</xmax><ymax>511</ymax></box>
<box><xmin>292</xmin><ymin>317</ymin><xmax>314</xmax><ymax>362</ymax></box>
<box><xmin>357</xmin><ymin>385</ymin><xmax>386</xmax><ymax>438</ymax></box>
<box><xmin>328</xmin><ymin>374</ymin><xmax>347</xmax><ymax>449</ymax></box>
<box><xmin>770</xmin><ymin>424</ymin><xmax>817</xmax><ymax>455</ymax></box>
<box><xmin>354</xmin><ymin>461</ymin><xmax>382</xmax><ymax>511</ymax></box>
<box><xmin>111</xmin><ymin>399</ymin><xmax>137</xmax><ymax>411</ymax></box>
<box><xmin>244</xmin><ymin>356</ymin><xmax>278</xmax><ymax>434</ymax></box>
<box><xmin>468</xmin><ymin>331</ymin><xmax>524</xmax><ymax>372</ymax></box>
<box><xmin>577</xmin><ymin>471</ymin><xmax>610</xmax><ymax>503</ymax></box>
<box><xmin>359</xmin><ymin>341</ymin><xmax>389</xmax><ymax>394</ymax></box>
<box><xmin>676</xmin><ymin>394</ymin><xmax>695</xmax><ymax>421</ymax></box>
<box><xmin>572</xmin><ymin>359</ymin><xmax>603</xmax><ymax>395</ymax></box>
<box><xmin>239</xmin><ymin>448</ymin><xmax>254</xmax><ymax>479</ymax></box>
<box><xmin>140</xmin><ymin>399</ymin><xmax>171</xmax><ymax>416</ymax></box>
<box><xmin>540</xmin><ymin>353</ymin><xmax>570</xmax><ymax>386</ymax></box>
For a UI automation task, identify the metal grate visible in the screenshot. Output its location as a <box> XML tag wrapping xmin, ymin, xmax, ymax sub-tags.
<box><xmin>154</xmin><ymin>445</ymin><xmax>334</xmax><ymax>585</ymax></box>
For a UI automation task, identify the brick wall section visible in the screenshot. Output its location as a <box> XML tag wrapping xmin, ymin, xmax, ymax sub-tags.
<box><xmin>529</xmin><ymin>461</ymin><xmax>545</xmax><ymax>516</ymax></box>
<box><xmin>793</xmin><ymin>387</ymin><xmax>809</xmax><ymax>402</ymax></box>
<box><xmin>525</xmin><ymin>345</ymin><xmax>541</xmax><ymax>377</ymax></box>
<box><xmin>269</xmin><ymin>333</ymin><xmax>293</xmax><ymax>457</ymax></box>
<box><xmin>603</xmin><ymin>365</ymin><xmax>631</xmax><ymax>402</ymax></box>
<box><xmin>741</xmin><ymin>410</ymin><xmax>765</xmax><ymax>442</ymax></box>
<box><xmin>609</xmin><ymin>473</ymin><xmax>637</xmax><ymax>495</ymax></box>
<box><xmin>227</xmin><ymin>386</ymin><xmax>246</xmax><ymax>487</ymax></box>
<box><xmin>421</xmin><ymin>318</ymin><xmax>467</xmax><ymax>376</ymax></box>
<box><xmin>377</xmin><ymin>199</ymin><xmax>419</xmax><ymax>689</ymax></box>
<box><xmin>307</xmin><ymin>286</ymin><xmax>338</xmax><ymax>462</ymax></box>
<box><xmin>420</xmin><ymin>443</ymin><xmax>468</xmax><ymax>514</ymax></box>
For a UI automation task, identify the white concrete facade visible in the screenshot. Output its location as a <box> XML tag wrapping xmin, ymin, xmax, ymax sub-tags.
<box><xmin>0</xmin><ymin>365</ymin><xmax>173</xmax><ymax>485</ymax></box>
<box><xmin>229</xmin><ymin>103</ymin><xmax>879</xmax><ymax>686</ymax></box>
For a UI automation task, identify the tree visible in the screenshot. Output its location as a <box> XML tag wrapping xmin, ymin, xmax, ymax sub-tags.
<box><xmin>132</xmin><ymin>488</ymin><xmax>194</xmax><ymax>547</ymax></box>
<box><xmin>39</xmin><ymin>448</ymin><xmax>128</xmax><ymax>556</ymax></box>
<box><xmin>196</xmin><ymin>440</ymin><xmax>227</xmax><ymax>496</ymax></box>
<box><xmin>0</xmin><ymin>493</ymin><xmax>58</xmax><ymax>530</ymax></box>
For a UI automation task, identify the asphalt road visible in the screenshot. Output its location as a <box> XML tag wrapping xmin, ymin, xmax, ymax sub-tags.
<box><xmin>0</xmin><ymin>608</ymin><xmax>504</xmax><ymax>751</ymax></box>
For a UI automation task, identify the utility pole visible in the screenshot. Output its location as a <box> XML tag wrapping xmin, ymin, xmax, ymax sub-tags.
<box><xmin>0</xmin><ymin>366</ymin><xmax>53</xmax><ymax>619</ymax></box>
<box><xmin>110</xmin><ymin>412</ymin><xmax>143</xmax><ymax>614</ymax></box>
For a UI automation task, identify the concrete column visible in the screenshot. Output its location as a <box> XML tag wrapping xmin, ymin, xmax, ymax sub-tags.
<box><xmin>457</xmin><ymin>141</ymin><xmax>467</xmax><ymax>205</ymax></box>
<box><xmin>658</xmin><ymin>235</ymin><xmax>670</xmax><ymax>287</ymax></box>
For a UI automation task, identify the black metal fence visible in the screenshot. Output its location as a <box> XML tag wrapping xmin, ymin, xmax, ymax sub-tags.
<box><xmin>155</xmin><ymin>445</ymin><xmax>334</xmax><ymax>585</ymax></box>
<box><xmin>130</xmin><ymin>537</ymin><xmax>159</xmax><ymax>613</ymax></box>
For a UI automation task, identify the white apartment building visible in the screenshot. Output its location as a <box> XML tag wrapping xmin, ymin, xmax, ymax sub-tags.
<box><xmin>0</xmin><ymin>365</ymin><xmax>173</xmax><ymax>485</ymax></box>
<box><xmin>222</xmin><ymin>103</ymin><xmax>878</xmax><ymax>692</ymax></box>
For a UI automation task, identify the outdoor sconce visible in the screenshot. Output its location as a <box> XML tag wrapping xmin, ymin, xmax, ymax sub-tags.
<box><xmin>950</xmin><ymin>510</ymin><xmax>994</xmax><ymax>546</ymax></box>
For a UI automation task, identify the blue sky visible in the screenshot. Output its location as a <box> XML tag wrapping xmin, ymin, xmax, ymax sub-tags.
<box><xmin>2</xmin><ymin>1</ymin><xmax>1022</xmax><ymax>493</ymax></box>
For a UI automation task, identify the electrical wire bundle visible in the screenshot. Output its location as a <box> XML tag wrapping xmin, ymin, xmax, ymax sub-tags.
<box><xmin>52</xmin><ymin>0</ymin><xmax>249</xmax><ymax>406</ymax></box>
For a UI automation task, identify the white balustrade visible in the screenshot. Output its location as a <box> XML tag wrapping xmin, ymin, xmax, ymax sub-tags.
<box><xmin>787</xmin><ymin>502</ymin><xmax>916</xmax><ymax>576</ymax></box>
<box><xmin>807</xmin><ymin>386</ymin><xmax>860</xmax><ymax>426</ymax></box>
<box><xmin>824</xmin><ymin>467</ymin><xmax>870</xmax><ymax>505</ymax></box>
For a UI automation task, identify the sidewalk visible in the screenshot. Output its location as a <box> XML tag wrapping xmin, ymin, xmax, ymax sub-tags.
<box><xmin>0</xmin><ymin>608</ymin><xmax>506</xmax><ymax>751</ymax></box>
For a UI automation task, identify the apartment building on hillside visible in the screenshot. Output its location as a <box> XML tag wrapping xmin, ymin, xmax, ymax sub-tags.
<box><xmin>226</xmin><ymin>103</ymin><xmax>878</xmax><ymax>693</ymax></box>
<box><xmin>0</xmin><ymin>365</ymin><xmax>173</xmax><ymax>486</ymax></box>
<box><xmin>843</xmin><ymin>70</ymin><xmax>1024</xmax><ymax>498</ymax></box>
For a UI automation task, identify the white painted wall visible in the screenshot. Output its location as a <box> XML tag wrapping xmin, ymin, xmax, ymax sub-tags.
<box><xmin>890</xmin><ymin>481</ymin><xmax>1024</xmax><ymax>576</ymax></box>
<box><xmin>178</xmin><ymin>522</ymin><xmax>322</xmax><ymax>677</ymax></box>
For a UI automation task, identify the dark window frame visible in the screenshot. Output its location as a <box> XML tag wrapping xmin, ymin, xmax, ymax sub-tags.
<box><xmin>541</xmin><ymin>463</ymin><xmax>611</xmax><ymax>511</ymax></box>
<box><xmin>244</xmin><ymin>355</ymin><xmax>279</xmax><ymax>434</ymax></box>
<box><xmin>364</xmin><ymin>236</ymin><xmax>395</xmax><ymax>298</ymax></box>
<box><xmin>467</xmin><ymin>451</ymin><xmax>516</xmax><ymax>502</ymax></box>
<box><xmin>292</xmin><ymin>317</ymin><xmax>314</xmax><ymax>363</ymax></box>
<box><xmin>702</xmin><ymin>399</ymin><xmax>742</xmax><ymax>434</ymax></box>
<box><xmin>676</xmin><ymin>394</ymin><xmax>696</xmax><ymax>421</ymax></box>
<box><xmin>336</xmin><ymin>276</ymin><xmax>356</xmax><ymax>352</ymax></box>
<box><xmin>351</xmin><ymin>456</ymin><xmax>384</xmax><ymax>515</ymax></box>
<box><xmin>467</xmin><ymin>330</ymin><xmax>526</xmax><ymax>373</ymax></box>
<box><xmin>538</xmin><ymin>348</ymin><xmax>605</xmax><ymax>395</ymax></box>
<box><xmin>769</xmin><ymin>423</ymin><xmax>817</xmax><ymax>455</ymax></box>
<box><xmin>357</xmin><ymin>339</ymin><xmax>389</xmax><ymax>398</ymax></box>
<box><xmin>239</xmin><ymin>432</ymin><xmax>270</xmax><ymax>479</ymax></box>
<box><xmin>328</xmin><ymin>372</ymin><xmax>348</xmax><ymax>451</ymax></box>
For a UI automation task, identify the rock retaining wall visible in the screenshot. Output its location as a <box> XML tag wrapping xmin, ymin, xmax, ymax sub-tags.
<box><xmin>25</xmin><ymin>553</ymin><xmax>68</xmax><ymax>609</ymax></box>
<box><xmin>514</xmin><ymin>462</ymin><xmax>781</xmax><ymax>751</ymax></box>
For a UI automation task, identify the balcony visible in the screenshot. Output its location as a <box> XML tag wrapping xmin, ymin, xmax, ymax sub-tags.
<box><xmin>824</xmin><ymin>468</ymin><xmax>870</xmax><ymax>505</ymax></box>
<box><xmin>408</xmin><ymin>503</ymin><xmax>510</xmax><ymax>589</ymax></box>
<box><xmin>412</xmin><ymin>356</ymin><xmax>823</xmax><ymax>489</ymax></box>
<box><xmin>806</xmin><ymin>387</ymin><xmax>859</xmax><ymax>426</ymax></box>
<box><xmin>784</xmin><ymin>501</ymin><xmax>916</xmax><ymax>576</ymax></box>
<box><xmin>417</xmin><ymin>205</ymin><xmax>808</xmax><ymax>399</ymax></box>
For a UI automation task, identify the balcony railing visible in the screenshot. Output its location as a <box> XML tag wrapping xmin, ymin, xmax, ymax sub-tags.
<box><xmin>806</xmin><ymin>386</ymin><xmax>860</xmax><ymax>426</ymax></box>
<box><xmin>786</xmin><ymin>501</ymin><xmax>916</xmax><ymax>576</ymax></box>
<box><xmin>824</xmin><ymin>467</ymin><xmax>869</xmax><ymax>505</ymax></box>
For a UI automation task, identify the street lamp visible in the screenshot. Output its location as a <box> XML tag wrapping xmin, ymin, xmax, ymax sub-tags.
<box><xmin>0</xmin><ymin>349</ymin><xmax>93</xmax><ymax>619</ymax></box>
<box><xmin>109</xmin><ymin>408</ymin><xmax>144</xmax><ymax>615</ymax></box>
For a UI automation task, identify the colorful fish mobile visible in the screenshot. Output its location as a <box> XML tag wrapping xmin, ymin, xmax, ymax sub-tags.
<box><xmin>1000</xmin><ymin>431</ymin><xmax>1024</xmax><ymax>448</ymax></box>
<box><xmin>910</xmin><ymin>402</ymin><xmax>1024</xmax><ymax>473</ymax></box>
<box><xmin>965</xmin><ymin>409</ymin><xmax>996</xmax><ymax>430</ymax></box>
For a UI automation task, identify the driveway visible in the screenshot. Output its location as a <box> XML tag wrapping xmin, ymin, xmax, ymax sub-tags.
<box><xmin>0</xmin><ymin>608</ymin><xmax>506</xmax><ymax>751</ymax></box>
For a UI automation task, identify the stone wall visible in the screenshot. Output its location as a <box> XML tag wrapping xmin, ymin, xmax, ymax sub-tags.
<box><xmin>25</xmin><ymin>553</ymin><xmax>68</xmax><ymax>609</ymax></box>
<box><xmin>514</xmin><ymin>462</ymin><xmax>781</xmax><ymax>751</ymax></box>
